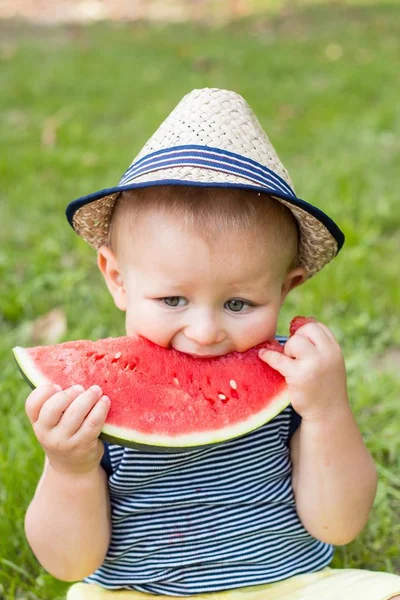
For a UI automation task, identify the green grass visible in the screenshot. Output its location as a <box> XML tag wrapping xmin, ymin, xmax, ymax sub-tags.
<box><xmin>1</xmin><ymin>3</ymin><xmax>400</xmax><ymax>598</ymax></box>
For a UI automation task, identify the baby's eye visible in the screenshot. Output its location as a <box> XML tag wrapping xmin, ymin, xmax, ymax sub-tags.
<box><xmin>161</xmin><ymin>296</ymin><xmax>187</xmax><ymax>307</ymax></box>
<box><xmin>225</xmin><ymin>299</ymin><xmax>252</xmax><ymax>312</ymax></box>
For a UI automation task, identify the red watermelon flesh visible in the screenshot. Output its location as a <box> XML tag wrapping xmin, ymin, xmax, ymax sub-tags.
<box><xmin>12</xmin><ymin>317</ymin><xmax>311</xmax><ymax>450</ymax></box>
<box><xmin>289</xmin><ymin>315</ymin><xmax>317</xmax><ymax>336</ymax></box>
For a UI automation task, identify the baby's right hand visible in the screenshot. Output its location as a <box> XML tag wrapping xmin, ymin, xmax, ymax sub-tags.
<box><xmin>25</xmin><ymin>384</ymin><xmax>110</xmax><ymax>476</ymax></box>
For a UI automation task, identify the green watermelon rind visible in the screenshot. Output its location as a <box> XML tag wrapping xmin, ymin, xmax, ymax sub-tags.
<box><xmin>100</xmin><ymin>390</ymin><xmax>291</xmax><ymax>449</ymax></box>
<box><xmin>13</xmin><ymin>346</ymin><xmax>52</xmax><ymax>388</ymax></box>
<box><xmin>12</xmin><ymin>345</ymin><xmax>291</xmax><ymax>451</ymax></box>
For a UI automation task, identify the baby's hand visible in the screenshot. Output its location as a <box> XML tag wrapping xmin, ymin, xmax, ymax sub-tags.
<box><xmin>259</xmin><ymin>321</ymin><xmax>348</xmax><ymax>421</ymax></box>
<box><xmin>25</xmin><ymin>384</ymin><xmax>110</xmax><ymax>475</ymax></box>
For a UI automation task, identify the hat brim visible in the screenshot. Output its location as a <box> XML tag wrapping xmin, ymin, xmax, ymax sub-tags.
<box><xmin>67</xmin><ymin>181</ymin><xmax>344</xmax><ymax>247</ymax></box>
<box><xmin>66</xmin><ymin>178</ymin><xmax>344</xmax><ymax>277</ymax></box>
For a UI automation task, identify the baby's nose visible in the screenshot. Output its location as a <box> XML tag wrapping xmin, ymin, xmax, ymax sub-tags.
<box><xmin>184</xmin><ymin>314</ymin><xmax>225</xmax><ymax>346</ymax></box>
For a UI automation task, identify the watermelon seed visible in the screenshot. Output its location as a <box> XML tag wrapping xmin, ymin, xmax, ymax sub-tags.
<box><xmin>218</xmin><ymin>393</ymin><xmax>226</xmax><ymax>400</ymax></box>
<box><xmin>95</xmin><ymin>354</ymin><xmax>105</xmax><ymax>361</ymax></box>
<box><xmin>229</xmin><ymin>379</ymin><xmax>237</xmax><ymax>390</ymax></box>
<box><xmin>111</xmin><ymin>352</ymin><xmax>122</xmax><ymax>363</ymax></box>
<box><xmin>124</xmin><ymin>363</ymin><xmax>136</xmax><ymax>371</ymax></box>
<box><xmin>173</xmin><ymin>377</ymin><xmax>180</xmax><ymax>386</ymax></box>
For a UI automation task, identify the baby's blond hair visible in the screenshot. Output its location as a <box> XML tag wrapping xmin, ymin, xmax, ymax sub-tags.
<box><xmin>109</xmin><ymin>185</ymin><xmax>299</xmax><ymax>272</ymax></box>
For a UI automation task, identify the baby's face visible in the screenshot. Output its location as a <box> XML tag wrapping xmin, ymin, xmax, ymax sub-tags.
<box><xmin>99</xmin><ymin>210</ymin><xmax>303</xmax><ymax>357</ymax></box>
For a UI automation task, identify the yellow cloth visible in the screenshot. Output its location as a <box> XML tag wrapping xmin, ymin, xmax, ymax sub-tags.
<box><xmin>67</xmin><ymin>568</ymin><xmax>400</xmax><ymax>600</ymax></box>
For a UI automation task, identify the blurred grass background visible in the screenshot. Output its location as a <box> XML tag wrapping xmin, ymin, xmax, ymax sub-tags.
<box><xmin>1</xmin><ymin>1</ymin><xmax>399</xmax><ymax>598</ymax></box>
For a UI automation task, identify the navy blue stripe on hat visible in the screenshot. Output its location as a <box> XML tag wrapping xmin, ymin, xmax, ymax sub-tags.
<box><xmin>119</xmin><ymin>145</ymin><xmax>296</xmax><ymax>199</ymax></box>
<box><xmin>66</xmin><ymin>179</ymin><xmax>345</xmax><ymax>254</ymax></box>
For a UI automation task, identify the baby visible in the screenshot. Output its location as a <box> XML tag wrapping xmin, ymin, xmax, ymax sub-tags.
<box><xmin>24</xmin><ymin>89</ymin><xmax>400</xmax><ymax>599</ymax></box>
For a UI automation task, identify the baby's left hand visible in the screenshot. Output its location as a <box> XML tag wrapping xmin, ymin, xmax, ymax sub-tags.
<box><xmin>259</xmin><ymin>321</ymin><xmax>349</xmax><ymax>421</ymax></box>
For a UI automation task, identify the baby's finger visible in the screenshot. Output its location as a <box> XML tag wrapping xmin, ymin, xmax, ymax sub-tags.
<box><xmin>71</xmin><ymin>394</ymin><xmax>110</xmax><ymax>443</ymax></box>
<box><xmin>284</xmin><ymin>334</ymin><xmax>318</xmax><ymax>360</ymax></box>
<box><xmin>314</xmin><ymin>322</ymin><xmax>338</xmax><ymax>343</ymax></box>
<box><xmin>258</xmin><ymin>348</ymin><xmax>295</xmax><ymax>377</ymax></box>
<box><xmin>290</xmin><ymin>322</ymin><xmax>332</xmax><ymax>349</ymax></box>
<box><xmin>38</xmin><ymin>385</ymin><xmax>85</xmax><ymax>430</ymax></box>
<box><xmin>57</xmin><ymin>385</ymin><xmax>104</xmax><ymax>437</ymax></box>
<box><xmin>25</xmin><ymin>384</ymin><xmax>63</xmax><ymax>424</ymax></box>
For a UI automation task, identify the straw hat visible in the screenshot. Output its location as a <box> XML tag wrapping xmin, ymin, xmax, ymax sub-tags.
<box><xmin>66</xmin><ymin>88</ymin><xmax>344</xmax><ymax>276</ymax></box>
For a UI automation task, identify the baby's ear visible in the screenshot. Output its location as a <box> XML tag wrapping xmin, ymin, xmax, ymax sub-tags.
<box><xmin>97</xmin><ymin>246</ymin><xmax>126</xmax><ymax>311</ymax></box>
<box><xmin>280</xmin><ymin>266</ymin><xmax>308</xmax><ymax>304</ymax></box>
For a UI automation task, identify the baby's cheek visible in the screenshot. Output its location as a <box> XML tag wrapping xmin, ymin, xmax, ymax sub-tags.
<box><xmin>233</xmin><ymin>321</ymin><xmax>274</xmax><ymax>352</ymax></box>
<box><xmin>125</xmin><ymin>310</ymin><xmax>174</xmax><ymax>347</ymax></box>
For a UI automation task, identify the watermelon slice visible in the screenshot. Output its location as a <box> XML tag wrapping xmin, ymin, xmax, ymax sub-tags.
<box><xmin>12</xmin><ymin>317</ymin><xmax>311</xmax><ymax>450</ymax></box>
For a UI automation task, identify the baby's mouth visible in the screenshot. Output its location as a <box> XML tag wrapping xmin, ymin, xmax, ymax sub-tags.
<box><xmin>178</xmin><ymin>349</ymin><xmax>229</xmax><ymax>359</ymax></box>
<box><xmin>187</xmin><ymin>352</ymin><xmax>222</xmax><ymax>359</ymax></box>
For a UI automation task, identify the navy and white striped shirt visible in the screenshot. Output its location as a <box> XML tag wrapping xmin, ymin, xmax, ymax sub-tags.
<box><xmin>83</xmin><ymin>404</ymin><xmax>333</xmax><ymax>595</ymax></box>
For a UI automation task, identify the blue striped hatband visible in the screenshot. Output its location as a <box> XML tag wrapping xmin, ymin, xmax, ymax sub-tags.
<box><xmin>119</xmin><ymin>145</ymin><xmax>296</xmax><ymax>199</ymax></box>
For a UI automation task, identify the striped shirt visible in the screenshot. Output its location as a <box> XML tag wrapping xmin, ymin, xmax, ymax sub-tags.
<box><xmin>83</xmin><ymin>403</ymin><xmax>333</xmax><ymax>594</ymax></box>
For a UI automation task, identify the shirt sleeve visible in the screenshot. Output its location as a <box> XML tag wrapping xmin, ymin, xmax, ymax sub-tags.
<box><xmin>100</xmin><ymin>440</ymin><xmax>113</xmax><ymax>476</ymax></box>
<box><xmin>288</xmin><ymin>407</ymin><xmax>301</xmax><ymax>443</ymax></box>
